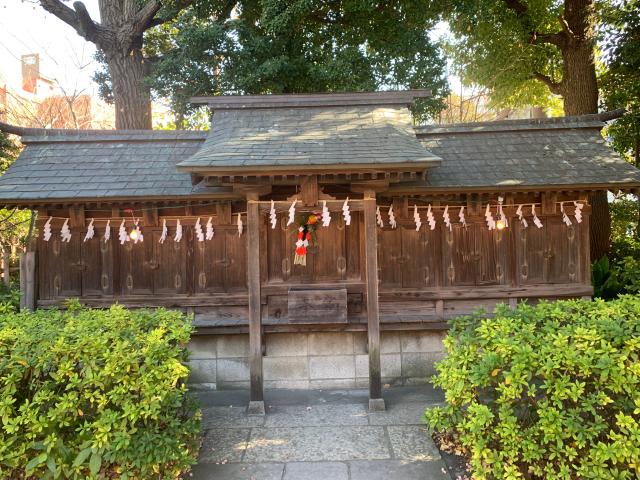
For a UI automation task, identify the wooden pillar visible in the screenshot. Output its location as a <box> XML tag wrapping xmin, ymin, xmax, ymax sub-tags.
<box><xmin>2</xmin><ymin>249</ymin><xmax>10</xmax><ymax>286</ymax></box>
<box><xmin>364</xmin><ymin>191</ymin><xmax>385</xmax><ymax>411</ymax></box>
<box><xmin>19</xmin><ymin>251</ymin><xmax>36</xmax><ymax>311</ymax></box>
<box><xmin>246</xmin><ymin>196</ymin><xmax>265</xmax><ymax>415</ymax></box>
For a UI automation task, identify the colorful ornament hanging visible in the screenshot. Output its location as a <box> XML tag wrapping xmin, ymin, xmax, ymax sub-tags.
<box><xmin>532</xmin><ymin>204</ymin><xmax>543</xmax><ymax>228</ymax></box>
<box><xmin>342</xmin><ymin>198</ymin><xmax>351</xmax><ymax>226</ymax></box>
<box><xmin>269</xmin><ymin>200</ymin><xmax>277</xmax><ymax>229</ymax></box>
<box><xmin>237</xmin><ymin>214</ymin><xmax>243</xmax><ymax>237</ymax></box>
<box><xmin>427</xmin><ymin>204</ymin><xmax>436</xmax><ymax>230</ymax></box>
<box><xmin>174</xmin><ymin>219</ymin><xmax>183</xmax><ymax>242</ymax></box>
<box><xmin>206</xmin><ymin>217</ymin><xmax>215</xmax><ymax>239</ymax></box>
<box><xmin>83</xmin><ymin>218</ymin><xmax>95</xmax><ymax>242</ymax></box>
<box><xmin>159</xmin><ymin>219</ymin><xmax>168</xmax><ymax>244</ymax></box>
<box><xmin>287</xmin><ymin>199</ymin><xmax>297</xmax><ymax>226</ymax></box>
<box><xmin>43</xmin><ymin>217</ymin><xmax>52</xmax><ymax>241</ymax></box>
<box><xmin>60</xmin><ymin>219</ymin><xmax>72</xmax><ymax>243</ymax></box>
<box><xmin>130</xmin><ymin>219</ymin><xmax>143</xmax><ymax>243</ymax></box>
<box><xmin>497</xmin><ymin>197</ymin><xmax>508</xmax><ymax>229</ymax></box>
<box><xmin>560</xmin><ymin>202</ymin><xmax>572</xmax><ymax>226</ymax></box>
<box><xmin>388</xmin><ymin>205</ymin><xmax>397</xmax><ymax>229</ymax></box>
<box><xmin>413</xmin><ymin>204</ymin><xmax>422</xmax><ymax>231</ymax></box>
<box><xmin>118</xmin><ymin>219</ymin><xmax>128</xmax><ymax>244</ymax></box>
<box><xmin>443</xmin><ymin>205</ymin><xmax>452</xmax><ymax>231</ymax></box>
<box><xmin>458</xmin><ymin>206</ymin><xmax>466</xmax><ymax>228</ymax></box>
<box><xmin>321</xmin><ymin>200</ymin><xmax>331</xmax><ymax>227</ymax></box>
<box><xmin>574</xmin><ymin>201</ymin><xmax>584</xmax><ymax>223</ymax></box>
<box><xmin>104</xmin><ymin>219</ymin><xmax>111</xmax><ymax>243</ymax></box>
<box><xmin>195</xmin><ymin>217</ymin><xmax>205</xmax><ymax>242</ymax></box>
<box><xmin>293</xmin><ymin>213</ymin><xmax>317</xmax><ymax>266</ymax></box>
<box><xmin>376</xmin><ymin>206</ymin><xmax>384</xmax><ymax>228</ymax></box>
<box><xmin>485</xmin><ymin>204</ymin><xmax>496</xmax><ymax>230</ymax></box>
<box><xmin>516</xmin><ymin>204</ymin><xmax>528</xmax><ymax>228</ymax></box>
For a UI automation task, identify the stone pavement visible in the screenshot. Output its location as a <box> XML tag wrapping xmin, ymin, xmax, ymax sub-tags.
<box><xmin>191</xmin><ymin>385</ymin><xmax>451</xmax><ymax>480</ymax></box>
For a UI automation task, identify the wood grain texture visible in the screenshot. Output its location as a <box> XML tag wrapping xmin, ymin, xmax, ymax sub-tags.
<box><xmin>287</xmin><ymin>287</ymin><xmax>347</xmax><ymax>323</ymax></box>
<box><xmin>364</xmin><ymin>195</ymin><xmax>382</xmax><ymax>401</ymax></box>
<box><xmin>247</xmin><ymin>200</ymin><xmax>263</xmax><ymax>403</ymax></box>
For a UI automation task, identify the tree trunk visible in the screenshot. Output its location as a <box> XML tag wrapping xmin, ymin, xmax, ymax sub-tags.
<box><xmin>559</xmin><ymin>0</ymin><xmax>609</xmax><ymax>261</ymax></box>
<box><xmin>106</xmin><ymin>49</ymin><xmax>152</xmax><ymax>130</ymax></box>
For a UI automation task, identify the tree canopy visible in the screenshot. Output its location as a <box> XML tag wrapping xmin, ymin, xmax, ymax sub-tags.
<box><xmin>139</xmin><ymin>0</ymin><xmax>450</xmax><ymax>125</ymax></box>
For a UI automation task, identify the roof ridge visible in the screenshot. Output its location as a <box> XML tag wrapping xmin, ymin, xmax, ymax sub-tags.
<box><xmin>414</xmin><ymin>110</ymin><xmax>624</xmax><ymax>135</ymax></box>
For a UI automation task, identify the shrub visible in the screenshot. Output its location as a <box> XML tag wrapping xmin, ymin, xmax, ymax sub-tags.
<box><xmin>593</xmin><ymin>256</ymin><xmax>640</xmax><ymax>300</ymax></box>
<box><xmin>425</xmin><ymin>297</ymin><xmax>640</xmax><ymax>479</ymax></box>
<box><xmin>0</xmin><ymin>302</ymin><xmax>200</xmax><ymax>479</ymax></box>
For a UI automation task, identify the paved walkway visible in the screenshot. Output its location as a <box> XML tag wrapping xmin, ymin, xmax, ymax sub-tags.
<box><xmin>191</xmin><ymin>385</ymin><xmax>450</xmax><ymax>480</ymax></box>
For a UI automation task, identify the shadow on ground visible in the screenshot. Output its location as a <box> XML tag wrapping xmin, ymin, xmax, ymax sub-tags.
<box><xmin>191</xmin><ymin>385</ymin><xmax>452</xmax><ymax>480</ymax></box>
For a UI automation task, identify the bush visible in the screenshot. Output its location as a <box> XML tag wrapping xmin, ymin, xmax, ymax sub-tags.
<box><xmin>0</xmin><ymin>302</ymin><xmax>200</xmax><ymax>479</ymax></box>
<box><xmin>425</xmin><ymin>297</ymin><xmax>640</xmax><ymax>479</ymax></box>
<box><xmin>593</xmin><ymin>256</ymin><xmax>640</xmax><ymax>300</ymax></box>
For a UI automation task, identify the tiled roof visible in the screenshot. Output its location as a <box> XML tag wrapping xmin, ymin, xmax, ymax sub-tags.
<box><xmin>0</xmin><ymin>130</ymin><xmax>209</xmax><ymax>201</ymax></box>
<box><xmin>176</xmin><ymin>106</ymin><xmax>442</xmax><ymax>173</ymax></box>
<box><xmin>414</xmin><ymin>115</ymin><xmax>640</xmax><ymax>190</ymax></box>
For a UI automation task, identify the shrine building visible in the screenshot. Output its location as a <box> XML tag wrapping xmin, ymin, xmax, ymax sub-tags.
<box><xmin>0</xmin><ymin>90</ymin><xmax>639</xmax><ymax>413</ymax></box>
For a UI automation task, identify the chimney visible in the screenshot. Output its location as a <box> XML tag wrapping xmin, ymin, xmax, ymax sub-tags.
<box><xmin>21</xmin><ymin>54</ymin><xmax>40</xmax><ymax>94</ymax></box>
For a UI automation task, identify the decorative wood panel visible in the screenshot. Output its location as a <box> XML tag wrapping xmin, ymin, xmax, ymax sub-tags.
<box><xmin>287</xmin><ymin>287</ymin><xmax>348</xmax><ymax>323</ymax></box>
<box><xmin>81</xmin><ymin>236</ymin><xmax>113</xmax><ymax>296</ymax></box>
<box><xmin>442</xmin><ymin>223</ymin><xmax>507</xmax><ymax>287</ymax></box>
<box><xmin>266</xmin><ymin>213</ymin><xmax>360</xmax><ymax>284</ymax></box>
<box><xmin>194</xmin><ymin>227</ymin><xmax>227</xmax><ymax>293</ymax></box>
<box><xmin>153</xmin><ymin>228</ymin><xmax>188</xmax><ymax>295</ymax></box>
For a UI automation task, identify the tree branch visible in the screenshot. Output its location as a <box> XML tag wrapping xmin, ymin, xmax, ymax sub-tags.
<box><xmin>503</xmin><ymin>0</ymin><xmax>528</xmax><ymax>16</ymax></box>
<box><xmin>557</xmin><ymin>14</ymin><xmax>577</xmax><ymax>40</ymax></box>
<box><xmin>132</xmin><ymin>0</ymin><xmax>164</xmax><ymax>37</ymax></box>
<box><xmin>532</xmin><ymin>31</ymin><xmax>567</xmax><ymax>48</ymax></box>
<box><xmin>38</xmin><ymin>0</ymin><xmax>82</xmax><ymax>31</ymax></box>
<box><xmin>72</xmin><ymin>1</ymin><xmax>97</xmax><ymax>42</ymax></box>
<box><xmin>532</xmin><ymin>71</ymin><xmax>563</xmax><ymax>95</ymax></box>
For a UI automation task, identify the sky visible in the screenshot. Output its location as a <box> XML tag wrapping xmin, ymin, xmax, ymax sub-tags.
<box><xmin>0</xmin><ymin>1</ymin><xmax>460</xmax><ymax>103</ymax></box>
<box><xmin>0</xmin><ymin>0</ymin><xmax>101</xmax><ymax>97</ymax></box>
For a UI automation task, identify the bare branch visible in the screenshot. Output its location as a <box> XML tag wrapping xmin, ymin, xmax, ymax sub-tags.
<box><xmin>532</xmin><ymin>71</ymin><xmax>563</xmax><ymax>95</ymax></box>
<box><xmin>557</xmin><ymin>14</ymin><xmax>577</xmax><ymax>40</ymax></box>
<box><xmin>37</xmin><ymin>0</ymin><xmax>81</xmax><ymax>30</ymax></box>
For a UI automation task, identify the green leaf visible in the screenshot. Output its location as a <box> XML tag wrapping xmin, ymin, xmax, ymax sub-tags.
<box><xmin>25</xmin><ymin>452</ymin><xmax>48</xmax><ymax>473</ymax></box>
<box><xmin>89</xmin><ymin>451</ymin><xmax>102</xmax><ymax>476</ymax></box>
<box><xmin>46</xmin><ymin>455</ymin><xmax>57</xmax><ymax>474</ymax></box>
<box><xmin>72</xmin><ymin>447</ymin><xmax>92</xmax><ymax>467</ymax></box>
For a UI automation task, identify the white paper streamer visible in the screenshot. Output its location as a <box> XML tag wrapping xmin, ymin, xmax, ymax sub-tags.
<box><xmin>560</xmin><ymin>202</ymin><xmax>572</xmax><ymax>226</ymax></box>
<box><xmin>574</xmin><ymin>201</ymin><xmax>584</xmax><ymax>223</ymax></box>
<box><xmin>427</xmin><ymin>204</ymin><xmax>436</xmax><ymax>230</ymax></box>
<box><xmin>485</xmin><ymin>204</ymin><xmax>496</xmax><ymax>230</ymax></box>
<box><xmin>532</xmin><ymin>204</ymin><xmax>543</xmax><ymax>229</ymax></box>
<box><xmin>443</xmin><ymin>205</ymin><xmax>452</xmax><ymax>231</ymax></box>
<box><xmin>43</xmin><ymin>217</ymin><xmax>52</xmax><ymax>241</ymax></box>
<box><xmin>342</xmin><ymin>198</ymin><xmax>351</xmax><ymax>226</ymax></box>
<box><xmin>118</xmin><ymin>219</ymin><xmax>128</xmax><ymax>244</ymax></box>
<box><xmin>458</xmin><ymin>206</ymin><xmax>466</xmax><ymax>227</ymax></box>
<box><xmin>516</xmin><ymin>204</ymin><xmax>528</xmax><ymax>228</ymax></box>
<box><xmin>376</xmin><ymin>206</ymin><xmax>384</xmax><ymax>228</ymax></box>
<box><xmin>388</xmin><ymin>205</ymin><xmax>397</xmax><ymax>229</ymax></box>
<box><xmin>269</xmin><ymin>200</ymin><xmax>277</xmax><ymax>229</ymax></box>
<box><xmin>321</xmin><ymin>200</ymin><xmax>331</xmax><ymax>227</ymax></box>
<box><xmin>83</xmin><ymin>218</ymin><xmax>95</xmax><ymax>242</ymax></box>
<box><xmin>195</xmin><ymin>217</ymin><xmax>205</xmax><ymax>242</ymax></box>
<box><xmin>237</xmin><ymin>214</ymin><xmax>243</xmax><ymax>237</ymax></box>
<box><xmin>159</xmin><ymin>219</ymin><xmax>168</xmax><ymax>244</ymax></box>
<box><xmin>287</xmin><ymin>199</ymin><xmax>297</xmax><ymax>226</ymax></box>
<box><xmin>497</xmin><ymin>197</ymin><xmax>508</xmax><ymax>228</ymax></box>
<box><xmin>412</xmin><ymin>204</ymin><xmax>422</xmax><ymax>231</ymax></box>
<box><xmin>60</xmin><ymin>219</ymin><xmax>72</xmax><ymax>243</ymax></box>
<box><xmin>206</xmin><ymin>217</ymin><xmax>214</xmax><ymax>240</ymax></box>
<box><xmin>104</xmin><ymin>220</ymin><xmax>111</xmax><ymax>243</ymax></box>
<box><xmin>174</xmin><ymin>219</ymin><xmax>183</xmax><ymax>242</ymax></box>
<box><xmin>132</xmin><ymin>219</ymin><xmax>143</xmax><ymax>243</ymax></box>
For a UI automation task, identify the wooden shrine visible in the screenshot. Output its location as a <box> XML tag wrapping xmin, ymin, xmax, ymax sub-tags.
<box><xmin>1</xmin><ymin>91</ymin><xmax>639</xmax><ymax>413</ymax></box>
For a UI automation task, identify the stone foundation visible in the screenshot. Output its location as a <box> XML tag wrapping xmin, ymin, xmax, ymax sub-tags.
<box><xmin>188</xmin><ymin>331</ymin><xmax>447</xmax><ymax>390</ymax></box>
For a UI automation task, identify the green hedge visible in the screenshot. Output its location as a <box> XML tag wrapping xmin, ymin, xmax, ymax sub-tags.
<box><xmin>425</xmin><ymin>296</ymin><xmax>640</xmax><ymax>479</ymax></box>
<box><xmin>0</xmin><ymin>302</ymin><xmax>200</xmax><ymax>479</ymax></box>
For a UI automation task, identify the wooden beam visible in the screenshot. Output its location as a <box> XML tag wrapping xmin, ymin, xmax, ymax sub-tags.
<box><xmin>363</xmin><ymin>191</ymin><xmax>385</xmax><ymax>411</ymax></box>
<box><xmin>69</xmin><ymin>205</ymin><xmax>85</xmax><ymax>227</ymax></box>
<box><xmin>246</xmin><ymin>196</ymin><xmax>265</xmax><ymax>415</ymax></box>
<box><xmin>143</xmin><ymin>206</ymin><xmax>159</xmax><ymax>227</ymax></box>
<box><xmin>300</xmin><ymin>175</ymin><xmax>319</xmax><ymax>206</ymax></box>
<box><xmin>217</xmin><ymin>202</ymin><xmax>232</xmax><ymax>225</ymax></box>
<box><xmin>20</xmin><ymin>252</ymin><xmax>36</xmax><ymax>311</ymax></box>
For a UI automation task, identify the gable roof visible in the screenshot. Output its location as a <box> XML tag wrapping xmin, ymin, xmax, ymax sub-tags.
<box><xmin>408</xmin><ymin>115</ymin><xmax>640</xmax><ymax>192</ymax></box>
<box><xmin>0</xmin><ymin>129</ymin><xmax>213</xmax><ymax>201</ymax></box>
<box><xmin>176</xmin><ymin>104</ymin><xmax>442</xmax><ymax>175</ymax></box>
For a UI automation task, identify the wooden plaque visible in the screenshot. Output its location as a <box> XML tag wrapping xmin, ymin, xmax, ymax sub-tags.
<box><xmin>287</xmin><ymin>287</ymin><xmax>348</xmax><ymax>323</ymax></box>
